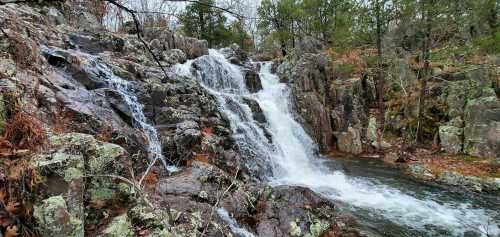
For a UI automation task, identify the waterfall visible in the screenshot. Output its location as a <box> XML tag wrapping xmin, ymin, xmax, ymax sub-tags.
<box><xmin>177</xmin><ymin>49</ymin><xmax>499</xmax><ymax>237</ymax></box>
<box><xmin>84</xmin><ymin>55</ymin><xmax>178</xmax><ymax>173</ymax></box>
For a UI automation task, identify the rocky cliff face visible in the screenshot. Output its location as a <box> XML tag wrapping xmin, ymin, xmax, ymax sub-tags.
<box><xmin>280</xmin><ymin>49</ymin><xmax>499</xmax><ymax>161</ymax></box>
<box><xmin>277</xmin><ymin>52</ymin><xmax>376</xmax><ymax>154</ymax></box>
<box><xmin>0</xmin><ymin>2</ymin><xmax>362</xmax><ymax>236</ymax></box>
<box><xmin>279</xmin><ymin>53</ymin><xmax>334</xmax><ymax>152</ymax></box>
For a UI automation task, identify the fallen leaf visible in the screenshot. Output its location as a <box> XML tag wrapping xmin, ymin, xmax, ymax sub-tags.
<box><xmin>5</xmin><ymin>225</ymin><xmax>18</xmax><ymax>237</ymax></box>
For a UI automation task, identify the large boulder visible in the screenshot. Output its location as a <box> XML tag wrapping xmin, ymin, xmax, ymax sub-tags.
<box><xmin>439</xmin><ymin>125</ymin><xmax>463</xmax><ymax>154</ymax></box>
<box><xmin>162</xmin><ymin>49</ymin><xmax>187</xmax><ymax>65</ymax></box>
<box><xmin>252</xmin><ymin>186</ymin><xmax>361</xmax><ymax>237</ymax></box>
<box><xmin>336</xmin><ymin>126</ymin><xmax>363</xmax><ymax>155</ymax></box>
<box><xmin>243</xmin><ymin>69</ymin><xmax>263</xmax><ymax>93</ymax></box>
<box><xmin>464</xmin><ymin>96</ymin><xmax>500</xmax><ymax>159</ymax></box>
<box><xmin>442</xmin><ymin>68</ymin><xmax>494</xmax><ymax>118</ymax></box>
<box><xmin>183</xmin><ymin>37</ymin><xmax>209</xmax><ymax>59</ymax></box>
<box><xmin>220</xmin><ymin>43</ymin><xmax>248</xmax><ymax>65</ymax></box>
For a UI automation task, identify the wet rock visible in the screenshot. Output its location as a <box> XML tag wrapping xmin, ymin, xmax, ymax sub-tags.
<box><xmin>464</xmin><ymin>96</ymin><xmax>500</xmax><ymax>159</ymax></box>
<box><xmin>173</xmin><ymin>120</ymin><xmax>202</xmax><ymax>161</ymax></box>
<box><xmin>407</xmin><ymin>164</ymin><xmax>435</xmax><ymax>180</ymax></box>
<box><xmin>242</xmin><ymin>97</ymin><xmax>266</xmax><ymax>124</ymax></box>
<box><xmin>337</xmin><ymin>127</ymin><xmax>363</xmax><ymax>155</ymax></box>
<box><xmin>254</xmin><ymin>186</ymin><xmax>360</xmax><ymax>237</ymax></box>
<box><xmin>162</xmin><ymin>49</ymin><xmax>187</xmax><ymax>65</ymax></box>
<box><xmin>243</xmin><ymin>69</ymin><xmax>263</xmax><ymax>93</ymax></box>
<box><xmin>41</xmin><ymin>47</ymin><xmax>107</xmax><ymax>90</ymax></box>
<box><xmin>439</xmin><ymin>125</ymin><xmax>463</xmax><ymax>154</ymax></box>
<box><xmin>93</xmin><ymin>88</ymin><xmax>134</xmax><ymax>124</ymax></box>
<box><xmin>221</xmin><ymin>43</ymin><xmax>248</xmax><ymax>65</ymax></box>
<box><xmin>68</xmin><ymin>33</ymin><xmax>125</xmax><ymax>54</ymax></box>
<box><xmin>34</xmin><ymin>196</ymin><xmax>83</xmax><ymax>237</ymax></box>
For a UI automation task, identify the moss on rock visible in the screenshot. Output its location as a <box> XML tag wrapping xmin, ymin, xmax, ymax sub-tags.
<box><xmin>101</xmin><ymin>214</ymin><xmax>134</xmax><ymax>237</ymax></box>
<box><xmin>34</xmin><ymin>196</ymin><xmax>84</xmax><ymax>237</ymax></box>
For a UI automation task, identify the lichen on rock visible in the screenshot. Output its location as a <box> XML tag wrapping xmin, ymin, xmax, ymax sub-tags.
<box><xmin>33</xmin><ymin>195</ymin><xmax>84</xmax><ymax>237</ymax></box>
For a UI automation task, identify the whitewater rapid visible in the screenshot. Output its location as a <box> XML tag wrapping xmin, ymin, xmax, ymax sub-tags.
<box><xmin>177</xmin><ymin>49</ymin><xmax>499</xmax><ymax>237</ymax></box>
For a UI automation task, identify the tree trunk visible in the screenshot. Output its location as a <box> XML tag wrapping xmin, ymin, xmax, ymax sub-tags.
<box><xmin>375</xmin><ymin>0</ymin><xmax>385</xmax><ymax>151</ymax></box>
<box><xmin>417</xmin><ymin>0</ymin><xmax>432</xmax><ymax>144</ymax></box>
<box><xmin>281</xmin><ymin>40</ymin><xmax>287</xmax><ymax>57</ymax></box>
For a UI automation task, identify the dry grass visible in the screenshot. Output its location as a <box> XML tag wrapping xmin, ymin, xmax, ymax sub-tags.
<box><xmin>3</xmin><ymin>112</ymin><xmax>47</xmax><ymax>151</ymax></box>
<box><xmin>96</xmin><ymin>126</ymin><xmax>113</xmax><ymax>143</ymax></box>
<box><xmin>420</xmin><ymin>155</ymin><xmax>500</xmax><ymax>178</ymax></box>
<box><xmin>51</xmin><ymin>110</ymin><xmax>74</xmax><ymax>135</ymax></box>
<box><xmin>0</xmin><ymin>157</ymin><xmax>43</xmax><ymax>237</ymax></box>
<box><xmin>5</xmin><ymin>31</ymin><xmax>40</xmax><ymax>70</ymax></box>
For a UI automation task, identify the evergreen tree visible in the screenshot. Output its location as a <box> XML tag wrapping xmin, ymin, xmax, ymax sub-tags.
<box><xmin>179</xmin><ymin>0</ymin><xmax>231</xmax><ymax>48</ymax></box>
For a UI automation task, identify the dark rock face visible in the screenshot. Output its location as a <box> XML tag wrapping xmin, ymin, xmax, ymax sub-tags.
<box><xmin>242</xmin><ymin>97</ymin><xmax>267</xmax><ymax>124</ymax></box>
<box><xmin>280</xmin><ymin>53</ymin><xmax>334</xmax><ymax>152</ymax></box>
<box><xmin>243</xmin><ymin>69</ymin><xmax>263</xmax><ymax>93</ymax></box>
<box><xmin>283</xmin><ymin>53</ymin><xmax>376</xmax><ymax>154</ymax></box>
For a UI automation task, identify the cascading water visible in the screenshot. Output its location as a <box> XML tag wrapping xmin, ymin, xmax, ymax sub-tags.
<box><xmin>217</xmin><ymin>208</ymin><xmax>256</xmax><ymax>237</ymax></box>
<box><xmin>81</xmin><ymin>53</ymin><xmax>177</xmax><ymax>173</ymax></box>
<box><xmin>177</xmin><ymin>49</ymin><xmax>499</xmax><ymax>237</ymax></box>
<box><xmin>42</xmin><ymin>45</ymin><xmax>178</xmax><ymax>172</ymax></box>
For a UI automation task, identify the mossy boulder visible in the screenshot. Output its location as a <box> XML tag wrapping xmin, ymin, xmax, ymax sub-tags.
<box><xmin>0</xmin><ymin>57</ymin><xmax>16</xmax><ymax>77</ymax></box>
<box><xmin>100</xmin><ymin>214</ymin><xmax>134</xmax><ymax>237</ymax></box>
<box><xmin>47</xmin><ymin>133</ymin><xmax>127</xmax><ymax>174</ymax></box>
<box><xmin>464</xmin><ymin>96</ymin><xmax>500</xmax><ymax>159</ymax></box>
<box><xmin>439</xmin><ymin>125</ymin><xmax>463</xmax><ymax>154</ymax></box>
<box><xmin>33</xmin><ymin>196</ymin><xmax>84</xmax><ymax>237</ymax></box>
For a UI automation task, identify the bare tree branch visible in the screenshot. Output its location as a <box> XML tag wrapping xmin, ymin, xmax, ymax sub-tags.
<box><xmin>103</xmin><ymin>0</ymin><xmax>170</xmax><ymax>81</ymax></box>
<box><xmin>162</xmin><ymin>0</ymin><xmax>244</xmax><ymax>19</ymax></box>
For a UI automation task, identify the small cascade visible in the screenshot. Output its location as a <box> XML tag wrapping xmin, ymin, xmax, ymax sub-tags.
<box><xmin>177</xmin><ymin>49</ymin><xmax>499</xmax><ymax>237</ymax></box>
<box><xmin>217</xmin><ymin>208</ymin><xmax>256</xmax><ymax>237</ymax></box>
<box><xmin>82</xmin><ymin>55</ymin><xmax>178</xmax><ymax>172</ymax></box>
<box><xmin>175</xmin><ymin>49</ymin><xmax>275</xmax><ymax>175</ymax></box>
